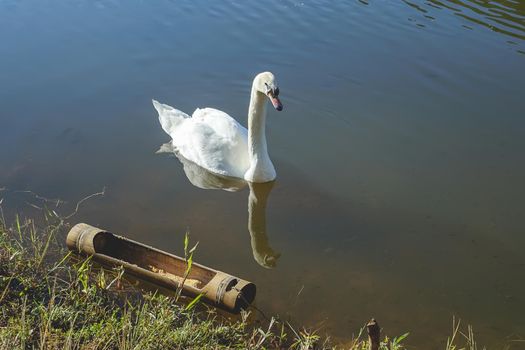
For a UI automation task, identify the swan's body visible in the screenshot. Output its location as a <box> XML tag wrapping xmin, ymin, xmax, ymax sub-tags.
<box><xmin>153</xmin><ymin>72</ymin><xmax>282</xmax><ymax>183</ymax></box>
<box><xmin>153</xmin><ymin>104</ymin><xmax>251</xmax><ymax>179</ymax></box>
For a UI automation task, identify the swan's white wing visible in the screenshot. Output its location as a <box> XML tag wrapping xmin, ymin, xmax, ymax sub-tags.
<box><xmin>170</xmin><ymin>108</ymin><xmax>250</xmax><ymax>178</ymax></box>
<box><xmin>191</xmin><ymin>108</ymin><xmax>244</xmax><ymax>141</ymax></box>
<box><xmin>152</xmin><ymin>99</ymin><xmax>190</xmax><ymax>135</ymax></box>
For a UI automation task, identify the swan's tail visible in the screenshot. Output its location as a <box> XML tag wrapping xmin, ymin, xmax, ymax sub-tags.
<box><xmin>152</xmin><ymin>99</ymin><xmax>190</xmax><ymax>136</ymax></box>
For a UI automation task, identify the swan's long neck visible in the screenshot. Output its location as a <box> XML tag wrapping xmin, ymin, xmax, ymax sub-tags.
<box><xmin>247</xmin><ymin>86</ymin><xmax>269</xmax><ymax>162</ymax></box>
<box><xmin>244</xmin><ymin>81</ymin><xmax>276</xmax><ymax>182</ymax></box>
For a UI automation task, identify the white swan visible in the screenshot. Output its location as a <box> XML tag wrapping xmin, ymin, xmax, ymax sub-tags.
<box><xmin>152</xmin><ymin>72</ymin><xmax>283</xmax><ymax>183</ymax></box>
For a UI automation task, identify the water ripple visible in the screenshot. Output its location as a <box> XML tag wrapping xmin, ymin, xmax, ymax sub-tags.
<box><xmin>404</xmin><ymin>0</ymin><xmax>525</xmax><ymax>43</ymax></box>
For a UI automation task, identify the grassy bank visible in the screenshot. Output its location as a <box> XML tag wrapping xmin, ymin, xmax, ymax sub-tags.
<box><xmin>0</xmin><ymin>211</ymin><xmax>481</xmax><ymax>349</ymax></box>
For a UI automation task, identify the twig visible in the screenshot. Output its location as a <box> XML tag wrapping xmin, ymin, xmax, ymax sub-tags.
<box><xmin>446</xmin><ymin>317</ymin><xmax>461</xmax><ymax>350</ymax></box>
<box><xmin>292</xmin><ymin>284</ymin><xmax>304</xmax><ymax>306</ymax></box>
<box><xmin>0</xmin><ymin>202</ymin><xmax>6</xmax><ymax>227</ymax></box>
<box><xmin>367</xmin><ymin>318</ymin><xmax>380</xmax><ymax>350</ymax></box>
<box><xmin>254</xmin><ymin>317</ymin><xmax>275</xmax><ymax>349</ymax></box>
<box><xmin>63</xmin><ymin>187</ymin><xmax>106</xmax><ymax>220</ymax></box>
<box><xmin>0</xmin><ymin>276</ymin><xmax>13</xmax><ymax>304</ymax></box>
<box><xmin>13</xmin><ymin>189</ymin><xmax>63</xmax><ymax>207</ymax></box>
<box><xmin>25</xmin><ymin>202</ymin><xmax>43</xmax><ymax>210</ymax></box>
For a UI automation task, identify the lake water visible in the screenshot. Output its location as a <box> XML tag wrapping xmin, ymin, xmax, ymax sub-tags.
<box><xmin>1</xmin><ymin>0</ymin><xmax>524</xmax><ymax>348</ymax></box>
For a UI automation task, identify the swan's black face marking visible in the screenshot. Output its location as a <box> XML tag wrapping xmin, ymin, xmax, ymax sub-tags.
<box><xmin>264</xmin><ymin>82</ymin><xmax>283</xmax><ymax>111</ymax></box>
<box><xmin>264</xmin><ymin>82</ymin><xmax>271</xmax><ymax>94</ymax></box>
<box><xmin>264</xmin><ymin>82</ymin><xmax>280</xmax><ymax>98</ymax></box>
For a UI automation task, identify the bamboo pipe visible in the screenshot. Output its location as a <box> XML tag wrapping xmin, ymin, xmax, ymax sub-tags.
<box><xmin>66</xmin><ymin>223</ymin><xmax>256</xmax><ymax>312</ymax></box>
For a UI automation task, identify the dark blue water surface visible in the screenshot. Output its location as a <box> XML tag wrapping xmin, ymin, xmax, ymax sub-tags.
<box><xmin>1</xmin><ymin>1</ymin><xmax>524</xmax><ymax>348</ymax></box>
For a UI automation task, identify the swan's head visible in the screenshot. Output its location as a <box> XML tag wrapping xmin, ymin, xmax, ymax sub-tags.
<box><xmin>254</xmin><ymin>72</ymin><xmax>283</xmax><ymax>111</ymax></box>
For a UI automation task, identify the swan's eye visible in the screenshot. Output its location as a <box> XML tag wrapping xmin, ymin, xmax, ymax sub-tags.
<box><xmin>264</xmin><ymin>83</ymin><xmax>279</xmax><ymax>97</ymax></box>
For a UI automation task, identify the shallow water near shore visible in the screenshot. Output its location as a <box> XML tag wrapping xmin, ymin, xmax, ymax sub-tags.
<box><xmin>1</xmin><ymin>1</ymin><xmax>524</xmax><ymax>348</ymax></box>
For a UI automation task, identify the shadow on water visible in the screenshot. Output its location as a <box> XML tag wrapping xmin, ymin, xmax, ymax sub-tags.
<box><xmin>157</xmin><ymin>142</ymin><xmax>281</xmax><ymax>269</ymax></box>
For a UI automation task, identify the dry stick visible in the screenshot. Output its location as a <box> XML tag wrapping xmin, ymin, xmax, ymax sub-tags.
<box><xmin>13</xmin><ymin>189</ymin><xmax>63</xmax><ymax>207</ymax></box>
<box><xmin>367</xmin><ymin>318</ymin><xmax>380</xmax><ymax>350</ymax></box>
<box><xmin>63</xmin><ymin>187</ymin><xmax>106</xmax><ymax>220</ymax></box>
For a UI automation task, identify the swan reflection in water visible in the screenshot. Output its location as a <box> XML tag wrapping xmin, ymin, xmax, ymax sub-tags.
<box><xmin>158</xmin><ymin>143</ymin><xmax>281</xmax><ymax>268</ymax></box>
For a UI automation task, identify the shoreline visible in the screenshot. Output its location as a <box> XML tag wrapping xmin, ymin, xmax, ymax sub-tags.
<box><xmin>0</xmin><ymin>213</ymin><xmax>481</xmax><ymax>349</ymax></box>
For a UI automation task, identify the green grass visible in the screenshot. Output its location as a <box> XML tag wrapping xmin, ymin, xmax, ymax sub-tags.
<box><xmin>0</xmin><ymin>210</ymin><xmax>483</xmax><ymax>349</ymax></box>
